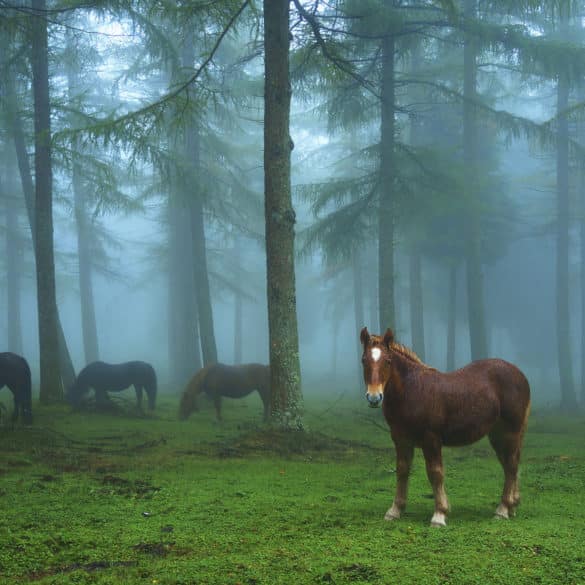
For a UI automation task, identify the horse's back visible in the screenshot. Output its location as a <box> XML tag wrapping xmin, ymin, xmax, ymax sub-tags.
<box><xmin>0</xmin><ymin>352</ymin><xmax>31</xmax><ymax>390</ymax></box>
<box><xmin>80</xmin><ymin>360</ymin><xmax>155</xmax><ymax>390</ymax></box>
<box><xmin>206</xmin><ymin>363</ymin><xmax>269</xmax><ymax>398</ymax></box>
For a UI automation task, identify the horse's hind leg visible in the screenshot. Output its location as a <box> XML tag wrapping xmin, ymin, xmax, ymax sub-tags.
<box><xmin>134</xmin><ymin>385</ymin><xmax>144</xmax><ymax>411</ymax></box>
<box><xmin>488</xmin><ymin>423</ymin><xmax>524</xmax><ymax>519</ymax></box>
<box><xmin>213</xmin><ymin>395</ymin><xmax>223</xmax><ymax>422</ymax></box>
<box><xmin>385</xmin><ymin>441</ymin><xmax>414</xmax><ymax>521</ymax></box>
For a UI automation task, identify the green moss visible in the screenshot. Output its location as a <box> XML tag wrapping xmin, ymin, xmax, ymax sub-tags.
<box><xmin>0</xmin><ymin>394</ymin><xmax>584</xmax><ymax>584</ymax></box>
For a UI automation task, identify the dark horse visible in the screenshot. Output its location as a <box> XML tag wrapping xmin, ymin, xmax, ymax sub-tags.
<box><xmin>66</xmin><ymin>361</ymin><xmax>157</xmax><ymax>411</ymax></box>
<box><xmin>360</xmin><ymin>328</ymin><xmax>530</xmax><ymax>526</ymax></box>
<box><xmin>179</xmin><ymin>363</ymin><xmax>270</xmax><ymax>422</ymax></box>
<box><xmin>0</xmin><ymin>352</ymin><xmax>33</xmax><ymax>424</ymax></box>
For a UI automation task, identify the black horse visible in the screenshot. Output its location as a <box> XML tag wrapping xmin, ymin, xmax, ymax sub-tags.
<box><xmin>66</xmin><ymin>361</ymin><xmax>157</xmax><ymax>411</ymax></box>
<box><xmin>0</xmin><ymin>352</ymin><xmax>33</xmax><ymax>424</ymax></box>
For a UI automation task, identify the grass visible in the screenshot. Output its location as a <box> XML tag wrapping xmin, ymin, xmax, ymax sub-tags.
<box><xmin>0</xmin><ymin>392</ymin><xmax>584</xmax><ymax>584</ymax></box>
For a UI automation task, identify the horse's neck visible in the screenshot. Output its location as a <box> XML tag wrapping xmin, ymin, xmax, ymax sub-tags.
<box><xmin>390</xmin><ymin>349</ymin><xmax>425</xmax><ymax>380</ymax></box>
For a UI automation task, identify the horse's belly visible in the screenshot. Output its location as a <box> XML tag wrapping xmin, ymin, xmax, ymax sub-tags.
<box><xmin>441</xmin><ymin>415</ymin><xmax>498</xmax><ymax>446</ymax></box>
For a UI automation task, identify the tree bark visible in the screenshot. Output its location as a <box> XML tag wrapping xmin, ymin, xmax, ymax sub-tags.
<box><xmin>264</xmin><ymin>0</ymin><xmax>303</xmax><ymax>428</ymax></box>
<box><xmin>556</xmin><ymin>3</ymin><xmax>577</xmax><ymax>409</ymax></box>
<box><xmin>31</xmin><ymin>0</ymin><xmax>62</xmax><ymax>402</ymax></box>
<box><xmin>378</xmin><ymin>31</ymin><xmax>396</xmax><ymax>331</ymax></box>
<box><xmin>463</xmin><ymin>0</ymin><xmax>488</xmax><ymax>360</ymax></box>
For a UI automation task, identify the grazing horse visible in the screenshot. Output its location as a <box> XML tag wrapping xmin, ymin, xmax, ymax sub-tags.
<box><xmin>0</xmin><ymin>352</ymin><xmax>33</xmax><ymax>424</ymax></box>
<box><xmin>66</xmin><ymin>361</ymin><xmax>157</xmax><ymax>411</ymax></box>
<box><xmin>360</xmin><ymin>327</ymin><xmax>530</xmax><ymax>526</ymax></box>
<box><xmin>179</xmin><ymin>363</ymin><xmax>270</xmax><ymax>422</ymax></box>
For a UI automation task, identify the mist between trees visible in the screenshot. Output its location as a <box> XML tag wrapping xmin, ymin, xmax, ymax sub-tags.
<box><xmin>1</xmin><ymin>0</ymin><xmax>585</xmax><ymax>416</ymax></box>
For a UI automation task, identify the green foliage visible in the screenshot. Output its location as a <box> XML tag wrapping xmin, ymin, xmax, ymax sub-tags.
<box><xmin>0</xmin><ymin>396</ymin><xmax>584</xmax><ymax>584</ymax></box>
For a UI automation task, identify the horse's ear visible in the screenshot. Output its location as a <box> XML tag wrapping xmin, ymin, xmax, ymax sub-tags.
<box><xmin>383</xmin><ymin>328</ymin><xmax>394</xmax><ymax>348</ymax></box>
<box><xmin>360</xmin><ymin>327</ymin><xmax>370</xmax><ymax>346</ymax></box>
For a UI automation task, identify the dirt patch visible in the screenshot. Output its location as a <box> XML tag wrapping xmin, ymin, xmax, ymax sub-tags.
<box><xmin>27</xmin><ymin>560</ymin><xmax>138</xmax><ymax>581</ymax></box>
<box><xmin>132</xmin><ymin>541</ymin><xmax>175</xmax><ymax>556</ymax></box>
<box><xmin>100</xmin><ymin>475</ymin><xmax>160</xmax><ymax>498</ymax></box>
<box><xmin>207</xmin><ymin>429</ymin><xmax>387</xmax><ymax>460</ymax></box>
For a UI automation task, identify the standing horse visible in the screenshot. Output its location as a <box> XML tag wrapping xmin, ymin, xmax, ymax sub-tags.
<box><xmin>179</xmin><ymin>363</ymin><xmax>270</xmax><ymax>422</ymax></box>
<box><xmin>0</xmin><ymin>352</ymin><xmax>33</xmax><ymax>424</ymax></box>
<box><xmin>66</xmin><ymin>361</ymin><xmax>157</xmax><ymax>411</ymax></box>
<box><xmin>360</xmin><ymin>327</ymin><xmax>530</xmax><ymax>526</ymax></box>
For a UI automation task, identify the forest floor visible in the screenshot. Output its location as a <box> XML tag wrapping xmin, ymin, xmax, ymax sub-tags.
<box><xmin>0</xmin><ymin>392</ymin><xmax>584</xmax><ymax>585</ymax></box>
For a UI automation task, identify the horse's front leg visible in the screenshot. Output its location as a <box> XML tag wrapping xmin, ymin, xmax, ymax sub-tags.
<box><xmin>422</xmin><ymin>435</ymin><xmax>449</xmax><ymax>527</ymax></box>
<box><xmin>385</xmin><ymin>441</ymin><xmax>414</xmax><ymax>521</ymax></box>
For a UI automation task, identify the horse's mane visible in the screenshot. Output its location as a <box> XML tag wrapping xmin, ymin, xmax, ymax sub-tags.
<box><xmin>390</xmin><ymin>342</ymin><xmax>434</xmax><ymax>370</ymax></box>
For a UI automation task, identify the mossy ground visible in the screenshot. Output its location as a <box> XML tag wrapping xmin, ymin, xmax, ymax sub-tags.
<box><xmin>0</xmin><ymin>392</ymin><xmax>584</xmax><ymax>584</ymax></box>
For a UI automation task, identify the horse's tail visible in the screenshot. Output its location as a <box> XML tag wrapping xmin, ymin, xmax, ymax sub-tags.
<box><xmin>146</xmin><ymin>365</ymin><xmax>157</xmax><ymax>410</ymax></box>
<box><xmin>178</xmin><ymin>366</ymin><xmax>210</xmax><ymax>420</ymax></box>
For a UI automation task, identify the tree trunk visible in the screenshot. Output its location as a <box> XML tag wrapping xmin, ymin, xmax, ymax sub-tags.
<box><xmin>447</xmin><ymin>262</ymin><xmax>457</xmax><ymax>371</ymax></box>
<box><xmin>463</xmin><ymin>0</ymin><xmax>488</xmax><ymax>361</ymax></box>
<box><xmin>409</xmin><ymin>252</ymin><xmax>425</xmax><ymax>361</ymax></box>
<box><xmin>168</xmin><ymin>200</ymin><xmax>201</xmax><ymax>385</ymax></box>
<box><xmin>31</xmin><ymin>0</ymin><xmax>62</xmax><ymax>402</ymax></box>
<box><xmin>378</xmin><ymin>32</ymin><xmax>396</xmax><ymax>331</ymax></box>
<box><xmin>5</xmin><ymin>69</ymin><xmax>75</xmax><ymax>388</ymax></box>
<box><xmin>352</xmin><ymin>248</ymin><xmax>365</xmax><ymax>386</ymax></box>
<box><xmin>556</xmin><ymin>4</ymin><xmax>577</xmax><ymax>409</ymax></box>
<box><xmin>67</xmin><ymin>48</ymin><xmax>100</xmax><ymax>364</ymax></box>
<box><xmin>264</xmin><ymin>0</ymin><xmax>303</xmax><ymax>428</ymax></box>
<box><xmin>233</xmin><ymin>245</ymin><xmax>243</xmax><ymax>365</ymax></box>
<box><xmin>3</xmin><ymin>175</ymin><xmax>23</xmax><ymax>354</ymax></box>
<box><xmin>581</xmin><ymin>169</ymin><xmax>585</xmax><ymax>406</ymax></box>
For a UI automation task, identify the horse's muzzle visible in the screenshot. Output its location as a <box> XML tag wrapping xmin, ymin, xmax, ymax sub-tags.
<box><xmin>366</xmin><ymin>392</ymin><xmax>383</xmax><ymax>408</ymax></box>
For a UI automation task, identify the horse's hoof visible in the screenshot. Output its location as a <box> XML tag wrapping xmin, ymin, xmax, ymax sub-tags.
<box><xmin>384</xmin><ymin>504</ymin><xmax>401</xmax><ymax>521</ymax></box>
<box><xmin>493</xmin><ymin>513</ymin><xmax>509</xmax><ymax>520</ymax></box>
<box><xmin>430</xmin><ymin>512</ymin><xmax>447</xmax><ymax>527</ymax></box>
<box><xmin>494</xmin><ymin>504</ymin><xmax>509</xmax><ymax>520</ymax></box>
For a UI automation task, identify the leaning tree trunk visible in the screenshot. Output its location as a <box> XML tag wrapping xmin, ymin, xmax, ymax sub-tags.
<box><xmin>31</xmin><ymin>0</ymin><xmax>62</xmax><ymax>402</ymax></box>
<box><xmin>5</xmin><ymin>67</ymin><xmax>75</xmax><ymax>389</ymax></box>
<box><xmin>264</xmin><ymin>0</ymin><xmax>303</xmax><ymax>429</ymax></box>
<box><xmin>378</xmin><ymin>32</ymin><xmax>396</xmax><ymax>332</ymax></box>
<box><xmin>463</xmin><ymin>0</ymin><xmax>488</xmax><ymax>361</ymax></box>
<box><xmin>556</xmin><ymin>7</ymin><xmax>577</xmax><ymax>410</ymax></box>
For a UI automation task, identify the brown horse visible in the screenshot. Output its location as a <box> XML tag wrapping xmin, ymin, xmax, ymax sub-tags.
<box><xmin>360</xmin><ymin>327</ymin><xmax>530</xmax><ymax>527</ymax></box>
<box><xmin>178</xmin><ymin>363</ymin><xmax>270</xmax><ymax>422</ymax></box>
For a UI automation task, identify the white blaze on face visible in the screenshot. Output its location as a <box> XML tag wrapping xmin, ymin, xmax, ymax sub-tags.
<box><xmin>371</xmin><ymin>347</ymin><xmax>382</xmax><ymax>362</ymax></box>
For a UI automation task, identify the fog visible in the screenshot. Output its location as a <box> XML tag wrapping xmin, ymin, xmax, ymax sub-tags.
<box><xmin>2</xmin><ymin>2</ymin><xmax>585</xmax><ymax>411</ymax></box>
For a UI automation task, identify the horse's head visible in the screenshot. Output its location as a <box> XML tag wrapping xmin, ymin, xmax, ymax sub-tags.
<box><xmin>360</xmin><ymin>327</ymin><xmax>394</xmax><ymax>408</ymax></box>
